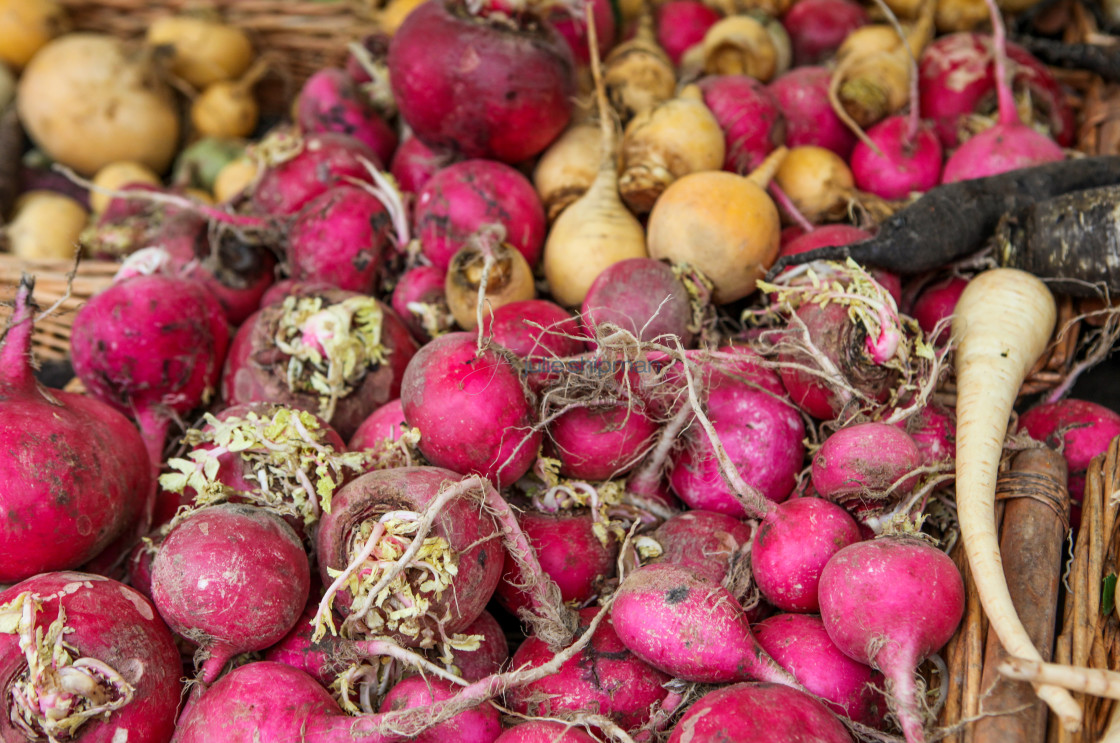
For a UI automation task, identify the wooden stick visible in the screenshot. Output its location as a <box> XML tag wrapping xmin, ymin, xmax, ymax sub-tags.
<box><xmin>0</xmin><ymin>105</ymin><xmax>22</xmax><ymax>222</ymax></box>
<box><xmin>973</xmin><ymin>448</ymin><xmax>1070</xmax><ymax>743</ymax></box>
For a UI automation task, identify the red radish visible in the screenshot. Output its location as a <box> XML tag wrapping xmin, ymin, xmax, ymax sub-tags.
<box><xmin>388</xmin><ymin>0</ymin><xmax>576</xmax><ymax>164</ymax></box>
<box><xmin>850</xmin><ymin>115</ymin><xmax>943</xmax><ymax>200</ymax></box>
<box><xmin>781</xmin><ymin>0</ymin><xmax>868</xmax><ymax>66</ymax></box>
<box><xmin>414</xmin><ymin>159</ymin><xmax>547</xmax><ymax>271</ymax></box>
<box><xmin>391</xmin><ymin>135</ymin><xmax>456</xmax><ymax>194</ymax></box>
<box><xmin>778</xmin><ymin>225</ymin><xmax>902</xmax><ymax>303</ymax></box>
<box><xmin>698</xmin><ymin>75</ymin><xmax>785</xmax><ymax>174</ymax></box>
<box><xmin>264</xmin><ymin>603</ymin><xmax>339</xmax><ymax>686</ymax></box>
<box><xmin>391</xmin><ymin>264</ymin><xmax>454</xmax><ymax>343</ymax></box>
<box><xmin>451</xmin><ymin>610</ymin><xmax>509</xmax><ymax>681</ymax></box>
<box><xmin>483</xmin><ymin>299</ymin><xmax>584</xmax><ymax>393</ymax></box>
<box><xmin>548</xmin><ymin>0</ymin><xmax>616</xmax><ymax>66</ymax></box>
<box><xmin>894</xmin><ymin>403</ymin><xmax>957</xmax><ymax>467</ymax></box>
<box><xmin>754</xmin><ymin>613</ymin><xmax>886</xmax><ymax>727</ymax></box>
<box><xmin>495</xmin><ymin>721</ymin><xmax>597</xmax><ymax>742</ymax></box>
<box><xmin>656</xmin><ymin>1</ymin><xmax>720</xmax><ymax>65</ymax></box>
<box><xmin>250</xmin><ymin>131</ymin><xmax>383</xmax><ymax>216</ymax></box>
<box><xmin>380</xmin><ymin>674</ymin><xmax>503</xmax><ymax>743</ymax></box>
<box><xmin>314</xmin><ymin>468</ymin><xmax>504</xmax><ymax>646</ymax></box>
<box><xmin>768</xmin><ymin>66</ymin><xmax>857</xmax><ymax>159</ymax></box>
<box><xmin>651</xmin><ymin>510</ymin><xmax>754</xmax><ymax>587</ymax></box>
<box><xmin>165</xmin><ymin>235</ymin><xmax>277</xmax><ymax>327</ymax></box>
<box><xmin>400</xmin><ymin>332</ymin><xmax>540</xmax><ymax>486</ymax></box>
<box><xmin>819</xmin><ymin>536</ymin><xmax>964</xmax><ymax>743</ymax></box>
<box><xmin>221</xmin><ymin>289</ymin><xmax>418</xmax><ymax>441</ymax></box>
<box><xmin>0</xmin><ymin>279</ymin><xmax>151</xmax><ymax>583</ymax></box>
<box><xmin>812</xmin><ymin>422</ymin><xmax>923</xmax><ymax>516</ymax></box>
<box><xmin>751</xmin><ymin>497</ymin><xmax>862</xmax><ymax>612</ymax></box>
<box><xmin>581</xmin><ymin>257</ymin><xmax>698</xmax><ymax>346</ymax></box>
<box><xmin>69</xmin><ymin>273</ymin><xmax>230</xmax><ymax>529</ymax></box>
<box><xmin>349</xmin><ymin>398</ymin><xmax>410</xmax><ymax>451</ymax></box>
<box><xmin>1004</xmin><ymin>43</ymin><xmax>1075</xmax><ymax>148</ymax></box>
<box><xmin>150</xmin><ymin>503</ymin><xmax>311</xmax><ymax>683</ymax></box>
<box><xmin>0</xmin><ymin>572</ymin><xmax>182</xmax><ymax>743</ymax></box>
<box><xmin>287</xmin><ymin>185</ymin><xmax>392</xmax><ymax>294</ymax></box>
<box><xmin>496</xmin><ymin>509</ymin><xmax>618</xmax><ymax>615</ymax></box>
<box><xmin>666</xmin><ymin>682</ymin><xmax>853</xmax><ymax>743</ymax></box>
<box><xmin>547</xmin><ymin>402</ymin><xmax>658</xmax><ymax>481</ymax></box>
<box><xmin>911</xmin><ymin>275</ymin><xmax>969</xmax><ymax>344</ymax></box>
<box><xmin>940</xmin><ymin>0</ymin><xmax>1064</xmax><ymax>183</ymax></box>
<box><xmin>260</xmin><ymin>279</ymin><xmax>339</xmax><ymax>308</ymax></box>
<box><xmin>504</xmin><ymin>606</ymin><xmax>672</xmax><ymax>730</ymax></box>
<box><xmin>610</xmin><ymin>562</ymin><xmax>797</xmax><ymax>685</ymax></box>
<box><xmin>295</xmin><ymin>67</ymin><xmax>399</xmax><ymax>167</ymax></box>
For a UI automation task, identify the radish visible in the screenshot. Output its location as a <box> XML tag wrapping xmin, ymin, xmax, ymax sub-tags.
<box><xmin>811</xmin><ymin>422</ymin><xmax>924</xmax><ymax>517</ymax></box>
<box><xmin>768</xmin><ymin>66</ymin><xmax>857</xmax><ymax>159</ymax></box>
<box><xmin>751</xmin><ymin>497</ymin><xmax>862</xmax><ymax>612</ymax></box>
<box><xmin>778</xmin><ymin>226</ymin><xmax>902</xmax><ymax>303</ymax></box>
<box><xmin>651</xmin><ymin>510</ymin><xmax>754</xmax><ymax>587</ymax></box>
<box><xmin>581</xmin><ymin>257</ymin><xmax>698</xmax><ymax>346</ymax></box>
<box><xmin>287</xmin><ymin>184</ymin><xmax>392</xmax><ymax>294</ymax></box>
<box><xmin>69</xmin><ymin>272</ymin><xmax>231</xmax><ymax>531</ymax></box>
<box><xmin>391</xmin><ymin>265</ymin><xmax>455</xmax><ymax>343</ymax></box>
<box><xmin>400</xmin><ymin>332</ymin><xmax>540</xmax><ymax>486</ymax></box>
<box><xmin>221</xmin><ymin>289</ymin><xmax>418</xmax><ymax>441</ymax></box>
<box><xmin>910</xmin><ymin>275</ymin><xmax>969</xmax><ymax>344</ymax></box>
<box><xmin>0</xmin><ymin>278</ymin><xmax>151</xmax><ymax>583</ymax></box>
<box><xmin>391</xmin><ymin>134</ymin><xmax>455</xmax><ymax>195</ymax></box>
<box><xmin>697</xmin><ymin>75</ymin><xmax>784</xmax><ymax>174</ymax></box>
<box><xmin>249</xmin><ymin>130</ymin><xmax>383</xmax><ymax>216</ymax></box>
<box><xmin>819</xmin><ymin>536</ymin><xmax>964</xmax><ymax>743</ymax></box>
<box><xmin>450</xmin><ymin>610</ymin><xmax>509</xmax><ymax>681</ymax></box>
<box><xmin>610</xmin><ymin>562</ymin><xmax>797</xmax><ymax>685</ymax></box>
<box><xmin>666</xmin><ymin>682</ymin><xmax>853</xmax><ymax>742</ymax></box>
<box><xmin>940</xmin><ymin>0</ymin><xmax>1064</xmax><ymax>183</ymax></box>
<box><xmin>547</xmin><ymin>0</ymin><xmax>615</xmax><ymax>66</ymax></box>
<box><xmin>388</xmin><ymin>0</ymin><xmax>576</xmax><ymax>164</ymax></box>
<box><xmin>0</xmin><ymin>572</ymin><xmax>182</xmax><ymax>742</ymax></box>
<box><xmin>314</xmin><ymin>468</ymin><xmax>504</xmax><ymax>646</ymax></box>
<box><xmin>893</xmin><ymin>402</ymin><xmax>957</xmax><ymax>467</ymax></box>
<box><xmin>504</xmin><ymin>606</ymin><xmax>672</xmax><ymax>730</ymax></box>
<box><xmin>380</xmin><ymin>674</ymin><xmax>503</xmax><ymax>743</ymax></box>
<box><xmin>483</xmin><ymin>299</ymin><xmax>585</xmax><ymax>393</ymax></box>
<box><xmin>150</xmin><ymin>503</ymin><xmax>311</xmax><ymax>683</ymax></box>
<box><xmin>263</xmin><ymin>603</ymin><xmax>339</xmax><ymax>686</ymax></box>
<box><xmin>349</xmin><ymin>398</ymin><xmax>410</xmax><ymax>452</ymax></box>
<box><xmin>547</xmin><ymin>402</ymin><xmax>658</xmax><ymax>481</ymax></box>
<box><xmin>850</xmin><ymin>115</ymin><xmax>943</xmax><ymax>200</ymax></box>
<box><xmin>295</xmin><ymin>67</ymin><xmax>399</xmax><ymax>168</ymax></box>
<box><xmin>951</xmin><ymin>268</ymin><xmax>1080</xmax><ymax>729</ymax></box>
<box><xmin>781</xmin><ymin>0</ymin><xmax>868</xmax><ymax>66</ymax></box>
<box><xmin>656</xmin><ymin>0</ymin><xmax>721</xmax><ymax>65</ymax></box>
<box><xmin>754</xmin><ymin>613</ymin><xmax>886</xmax><ymax>726</ymax></box>
<box><xmin>495</xmin><ymin>721</ymin><xmax>597</xmax><ymax>742</ymax></box>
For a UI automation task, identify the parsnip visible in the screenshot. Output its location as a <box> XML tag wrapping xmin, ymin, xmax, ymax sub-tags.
<box><xmin>951</xmin><ymin>268</ymin><xmax>1082</xmax><ymax>732</ymax></box>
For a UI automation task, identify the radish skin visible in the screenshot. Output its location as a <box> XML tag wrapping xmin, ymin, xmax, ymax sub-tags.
<box><xmin>951</xmin><ymin>267</ymin><xmax>1080</xmax><ymax>730</ymax></box>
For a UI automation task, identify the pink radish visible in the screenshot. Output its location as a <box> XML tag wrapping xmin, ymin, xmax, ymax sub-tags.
<box><xmin>295</xmin><ymin>67</ymin><xmax>399</xmax><ymax>167</ymax></box>
<box><xmin>819</xmin><ymin>536</ymin><xmax>964</xmax><ymax>743</ymax></box>
<box><xmin>656</xmin><ymin>0</ymin><xmax>721</xmax><ymax>65</ymax></box>
<box><xmin>651</xmin><ymin>510</ymin><xmax>754</xmax><ymax>586</ymax></box>
<box><xmin>380</xmin><ymin>674</ymin><xmax>503</xmax><ymax>743</ymax></box>
<box><xmin>781</xmin><ymin>0</ymin><xmax>868</xmax><ymax>66</ymax></box>
<box><xmin>0</xmin><ymin>279</ymin><xmax>151</xmax><ymax>583</ymax></box>
<box><xmin>940</xmin><ymin>0</ymin><xmax>1064</xmax><ymax>183</ymax></box>
<box><xmin>391</xmin><ymin>265</ymin><xmax>454</xmax><ymax>343</ymax></box>
<box><xmin>911</xmin><ymin>275</ymin><xmax>969</xmax><ymax>344</ymax></box>
<box><xmin>451</xmin><ymin>610</ymin><xmax>509</xmax><ymax>681</ymax></box>
<box><xmin>768</xmin><ymin>66</ymin><xmax>857</xmax><ymax>159</ymax></box>
<box><xmin>894</xmin><ymin>403</ymin><xmax>957</xmax><ymax>467</ymax></box>
<box><xmin>495</xmin><ymin>721</ymin><xmax>597</xmax><ymax>742</ymax></box>
<box><xmin>547</xmin><ymin>402</ymin><xmax>658</xmax><ymax>481</ymax></box>
<box><xmin>414</xmin><ymin>159</ymin><xmax>547</xmax><ymax>271</ymax></box>
<box><xmin>697</xmin><ymin>75</ymin><xmax>785</xmax><ymax>174</ymax></box>
<box><xmin>150</xmin><ymin>503</ymin><xmax>311</xmax><ymax>683</ymax></box>
<box><xmin>250</xmin><ymin>131</ymin><xmax>383</xmax><ymax>216</ymax></box>
<box><xmin>400</xmin><ymin>332</ymin><xmax>540</xmax><ymax>486</ymax></box>
<box><xmin>667</xmin><ymin>682</ymin><xmax>853</xmax><ymax>742</ymax></box>
<box><xmin>0</xmin><ymin>572</ymin><xmax>182</xmax><ymax>743</ymax></box>
<box><xmin>391</xmin><ymin>134</ymin><xmax>456</xmax><ymax>195</ymax></box>
<box><xmin>850</xmin><ymin>115</ymin><xmax>943</xmax><ymax>200</ymax></box>
<box><xmin>811</xmin><ymin>422</ymin><xmax>924</xmax><ymax>516</ymax></box>
<box><xmin>483</xmin><ymin>299</ymin><xmax>584</xmax><ymax>393</ymax></box>
<box><xmin>754</xmin><ymin>613</ymin><xmax>887</xmax><ymax>726</ymax></box>
<box><xmin>287</xmin><ymin>184</ymin><xmax>392</xmax><ymax>294</ymax></box>
<box><xmin>349</xmin><ymin>398</ymin><xmax>410</xmax><ymax>452</ymax></box>
<box><xmin>581</xmin><ymin>257</ymin><xmax>698</xmax><ymax>346</ymax></box>
<box><xmin>388</xmin><ymin>0</ymin><xmax>576</xmax><ymax>164</ymax></box>
<box><xmin>548</xmin><ymin>0</ymin><xmax>615</xmax><ymax>66</ymax></box>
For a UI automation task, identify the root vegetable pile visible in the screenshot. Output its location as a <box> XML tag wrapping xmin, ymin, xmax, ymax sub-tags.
<box><xmin>7</xmin><ymin>0</ymin><xmax>1120</xmax><ymax>741</ymax></box>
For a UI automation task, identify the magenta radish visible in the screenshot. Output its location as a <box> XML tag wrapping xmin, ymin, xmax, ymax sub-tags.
<box><xmin>504</xmin><ymin>606</ymin><xmax>672</xmax><ymax>730</ymax></box>
<box><xmin>414</xmin><ymin>159</ymin><xmax>547</xmax><ymax>271</ymax></box>
<box><xmin>400</xmin><ymin>332</ymin><xmax>540</xmax><ymax>486</ymax></box>
<box><xmin>495</xmin><ymin>721</ymin><xmax>598</xmax><ymax>743</ymax></box>
<box><xmin>547</xmin><ymin>402</ymin><xmax>659</xmax><ymax>481</ymax></box>
<box><xmin>69</xmin><ymin>272</ymin><xmax>230</xmax><ymax>528</ymax></box>
<box><xmin>295</xmin><ymin>67</ymin><xmax>399</xmax><ymax>167</ymax></box>
<box><xmin>259</xmin><ymin>279</ymin><xmax>339</xmax><ymax>308</ymax></box>
<box><xmin>667</xmin><ymin>682</ymin><xmax>853</xmax><ymax>743</ymax></box>
<box><xmin>754</xmin><ymin>613</ymin><xmax>886</xmax><ymax>727</ymax></box>
<box><xmin>610</xmin><ymin>562</ymin><xmax>797</xmax><ymax>685</ymax></box>
<box><xmin>160</xmin><ymin>232</ymin><xmax>278</xmax><ymax>326</ymax></box>
<box><xmin>0</xmin><ymin>572</ymin><xmax>182</xmax><ymax>743</ymax></box>
<box><xmin>850</xmin><ymin>115</ymin><xmax>943</xmax><ymax>200</ymax></box>
<box><xmin>314</xmin><ymin>467</ymin><xmax>504</xmax><ymax>645</ymax></box>
<box><xmin>911</xmin><ymin>275</ymin><xmax>969</xmax><ymax>344</ymax></box>
<box><xmin>893</xmin><ymin>403</ymin><xmax>957</xmax><ymax>468</ymax></box>
<box><xmin>656</xmin><ymin>0</ymin><xmax>721</xmax><ymax>65</ymax></box>
<box><xmin>221</xmin><ymin>289</ymin><xmax>418</xmax><ymax>441</ymax></box>
<box><xmin>811</xmin><ymin>422</ymin><xmax>924</xmax><ymax>516</ymax></box>
<box><xmin>548</xmin><ymin>0</ymin><xmax>615</xmax><ymax>66</ymax></box>
<box><xmin>751</xmin><ymin>497</ymin><xmax>862</xmax><ymax>612</ymax></box>
<box><xmin>249</xmin><ymin>130</ymin><xmax>383</xmax><ymax>216</ymax></box>
<box><xmin>1004</xmin><ymin>43</ymin><xmax>1075</xmax><ymax>148</ymax></box>
<box><xmin>819</xmin><ymin>536</ymin><xmax>964</xmax><ymax>743</ymax></box>
<box><xmin>581</xmin><ymin>257</ymin><xmax>698</xmax><ymax>346</ymax></box>
<box><xmin>380</xmin><ymin>674</ymin><xmax>503</xmax><ymax>743</ymax></box>
<box><xmin>919</xmin><ymin>33</ymin><xmax>998</xmax><ymax>149</ymax></box>
<box><xmin>698</xmin><ymin>75</ymin><xmax>785</xmax><ymax>175</ymax></box>
<box><xmin>651</xmin><ymin>510</ymin><xmax>754</xmax><ymax>586</ymax></box>
<box><xmin>150</xmin><ymin>503</ymin><xmax>310</xmax><ymax>683</ymax></box>
<box><xmin>391</xmin><ymin>264</ymin><xmax>454</xmax><ymax>343</ymax></box>
<box><xmin>777</xmin><ymin>225</ymin><xmax>902</xmax><ymax>303</ymax></box>
<box><xmin>264</xmin><ymin>603</ymin><xmax>340</xmax><ymax>686</ymax></box>
<box><xmin>287</xmin><ymin>185</ymin><xmax>392</xmax><ymax>294</ymax></box>
<box><xmin>349</xmin><ymin>398</ymin><xmax>410</xmax><ymax>452</ymax></box>
<box><xmin>391</xmin><ymin>134</ymin><xmax>456</xmax><ymax>195</ymax></box>
<box><xmin>451</xmin><ymin>610</ymin><xmax>509</xmax><ymax>681</ymax></box>
<box><xmin>0</xmin><ymin>279</ymin><xmax>151</xmax><ymax>583</ymax></box>
<box><xmin>768</xmin><ymin>66</ymin><xmax>857</xmax><ymax>159</ymax></box>
<box><xmin>388</xmin><ymin>0</ymin><xmax>576</xmax><ymax>164</ymax></box>
<box><xmin>483</xmin><ymin>298</ymin><xmax>584</xmax><ymax>392</ymax></box>
<box><xmin>940</xmin><ymin>0</ymin><xmax>1064</xmax><ymax>184</ymax></box>
<box><xmin>495</xmin><ymin>509</ymin><xmax>618</xmax><ymax>615</ymax></box>
<box><xmin>781</xmin><ymin>0</ymin><xmax>868</xmax><ymax>66</ymax></box>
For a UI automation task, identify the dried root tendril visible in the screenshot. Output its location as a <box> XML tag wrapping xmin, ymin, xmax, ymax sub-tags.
<box><xmin>274</xmin><ymin>295</ymin><xmax>390</xmax><ymax>422</ymax></box>
<box><xmin>159</xmin><ymin>407</ymin><xmax>371</xmax><ymax>530</ymax></box>
<box><xmin>332</xmin><ymin>660</ymin><xmax>393</xmax><ymax>716</ymax></box>
<box><xmin>1</xmin><ymin>593</ymin><xmax>135</xmax><ymax>742</ymax></box>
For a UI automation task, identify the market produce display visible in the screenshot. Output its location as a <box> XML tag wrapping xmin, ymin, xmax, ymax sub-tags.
<box><xmin>4</xmin><ymin>0</ymin><xmax>1120</xmax><ymax>741</ymax></box>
